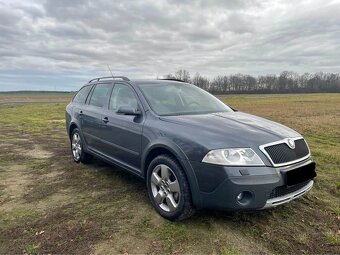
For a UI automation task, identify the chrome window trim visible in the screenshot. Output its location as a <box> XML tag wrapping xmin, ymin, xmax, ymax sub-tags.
<box><xmin>259</xmin><ymin>137</ymin><xmax>311</xmax><ymax>167</ymax></box>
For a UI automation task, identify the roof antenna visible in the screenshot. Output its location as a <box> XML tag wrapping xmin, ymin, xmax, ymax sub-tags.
<box><xmin>107</xmin><ymin>64</ymin><xmax>114</xmax><ymax>79</ymax></box>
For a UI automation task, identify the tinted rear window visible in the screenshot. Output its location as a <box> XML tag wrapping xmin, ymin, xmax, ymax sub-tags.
<box><xmin>89</xmin><ymin>84</ymin><xmax>112</xmax><ymax>108</ymax></box>
<box><xmin>73</xmin><ymin>85</ymin><xmax>92</xmax><ymax>104</ymax></box>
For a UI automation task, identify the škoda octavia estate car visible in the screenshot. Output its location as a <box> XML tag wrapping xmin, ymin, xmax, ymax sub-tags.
<box><xmin>65</xmin><ymin>76</ymin><xmax>316</xmax><ymax>220</ymax></box>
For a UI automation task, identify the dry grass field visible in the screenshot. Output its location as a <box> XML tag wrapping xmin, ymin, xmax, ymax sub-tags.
<box><xmin>0</xmin><ymin>92</ymin><xmax>339</xmax><ymax>254</ymax></box>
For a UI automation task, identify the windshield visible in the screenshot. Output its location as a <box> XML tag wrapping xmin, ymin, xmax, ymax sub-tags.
<box><xmin>139</xmin><ymin>82</ymin><xmax>233</xmax><ymax>116</ymax></box>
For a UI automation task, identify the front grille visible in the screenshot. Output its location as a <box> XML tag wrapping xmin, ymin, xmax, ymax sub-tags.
<box><xmin>269</xmin><ymin>181</ymin><xmax>310</xmax><ymax>199</ymax></box>
<box><xmin>264</xmin><ymin>139</ymin><xmax>309</xmax><ymax>165</ymax></box>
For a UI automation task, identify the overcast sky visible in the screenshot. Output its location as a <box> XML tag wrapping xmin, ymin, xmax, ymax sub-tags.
<box><xmin>0</xmin><ymin>0</ymin><xmax>339</xmax><ymax>91</ymax></box>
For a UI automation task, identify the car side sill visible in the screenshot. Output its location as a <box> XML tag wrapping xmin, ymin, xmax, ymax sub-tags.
<box><xmin>88</xmin><ymin>147</ymin><xmax>143</xmax><ymax>179</ymax></box>
<box><xmin>262</xmin><ymin>180</ymin><xmax>314</xmax><ymax>209</ymax></box>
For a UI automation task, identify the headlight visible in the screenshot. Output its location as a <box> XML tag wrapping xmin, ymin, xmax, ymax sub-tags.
<box><xmin>202</xmin><ymin>148</ymin><xmax>264</xmax><ymax>166</ymax></box>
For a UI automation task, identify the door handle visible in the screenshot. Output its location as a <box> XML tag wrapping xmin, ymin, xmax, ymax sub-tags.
<box><xmin>102</xmin><ymin>117</ymin><xmax>109</xmax><ymax>123</ymax></box>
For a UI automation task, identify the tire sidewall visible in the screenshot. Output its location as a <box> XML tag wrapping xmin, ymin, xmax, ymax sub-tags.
<box><xmin>146</xmin><ymin>155</ymin><xmax>189</xmax><ymax>220</ymax></box>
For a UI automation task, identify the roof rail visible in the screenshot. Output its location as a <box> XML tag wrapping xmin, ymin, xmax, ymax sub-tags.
<box><xmin>88</xmin><ymin>76</ymin><xmax>130</xmax><ymax>83</ymax></box>
<box><xmin>158</xmin><ymin>78</ymin><xmax>185</xmax><ymax>82</ymax></box>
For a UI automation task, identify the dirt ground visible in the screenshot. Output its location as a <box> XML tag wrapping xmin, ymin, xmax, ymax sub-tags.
<box><xmin>0</xmin><ymin>92</ymin><xmax>339</xmax><ymax>254</ymax></box>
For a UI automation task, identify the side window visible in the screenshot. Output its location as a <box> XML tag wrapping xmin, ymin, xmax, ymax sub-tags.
<box><xmin>89</xmin><ymin>84</ymin><xmax>112</xmax><ymax>108</ymax></box>
<box><xmin>109</xmin><ymin>84</ymin><xmax>138</xmax><ymax>111</ymax></box>
<box><xmin>73</xmin><ymin>85</ymin><xmax>92</xmax><ymax>104</ymax></box>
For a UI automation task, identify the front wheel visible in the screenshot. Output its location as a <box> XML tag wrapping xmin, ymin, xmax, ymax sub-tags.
<box><xmin>146</xmin><ymin>155</ymin><xmax>195</xmax><ymax>221</ymax></box>
<box><xmin>71</xmin><ymin>128</ymin><xmax>93</xmax><ymax>164</ymax></box>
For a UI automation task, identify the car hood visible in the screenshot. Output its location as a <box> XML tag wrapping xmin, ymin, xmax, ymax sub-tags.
<box><xmin>159</xmin><ymin>111</ymin><xmax>301</xmax><ymax>150</ymax></box>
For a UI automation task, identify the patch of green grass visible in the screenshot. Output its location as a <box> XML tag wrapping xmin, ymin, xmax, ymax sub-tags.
<box><xmin>156</xmin><ymin>221</ymin><xmax>190</xmax><ymax>252</ymax></box>
<box><xmin>276</xmin><ymin>238</ymin><xmax>293</xmax><ymax>251</ymax></box>
<box><xmin>0</xmin><ymin>184</ymin><xmax>5</xmax><ymax>197</ymax></box>
<box><xmin>329</xmin><ymin>205</ymin><xmax>340</xmax><ymax>216</ymax></box>
<box><xmin>325</xmin><ymin>232</ymin><xmax>340</xmax><ymax>246</ymax></box>
<box><xmin>0</xmin><ymin>207</ymin><xmax>41</xmax><ymax>230</ymax></box>
<box><xmin>28</xmin><ymin>160</ymin><xmax>52</xmax><ymax>175</ymax></box>
<box><xmin>136</xmin><ymin>216</ymin><xmax>152</xmax><ymax>233</ymax></box>
<box><xmin>24</xmin><ymin>244</ymin><xmax>40</xmax><ymax>255</ymax></box>
<box><xmin>50</xmin><ymin>133</ymin><xmax>66</xmax><ymax>139</ymax></box>
<box><xmin>27</xmin><ymin>159</ymin><xmax>54</xmax><ymax>175</ymax></box>
<box><xmin>336</xmin><ymin>181</ymin><xmax>340</xmax><ymax>190</ymax></box>
<box><xmin>23</xmin><ymin>181</ymin><xmax>59</xmax><ymax>202</ymax></box>
<box><xmin>0</xmin><ymin>154</ymin><xmax>14</xmax><ymax>164</ymax></box>
<box><xmin>0</xmin><ymin>103</ymin><xmax>66</xmax><ymax>135</ymax></box>
<box><xmin>297</xmin><ymin>233</ymin><xmax>309</xmax><ymax>245</ymax></box>
<box><xmin>221</xmin><ymin>246</ymin><xmax>242</xmax><ymax>255</ymax></box>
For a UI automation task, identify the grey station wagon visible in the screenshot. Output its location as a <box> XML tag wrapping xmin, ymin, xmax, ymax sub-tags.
<box><xmin>65</xmin><ymin>76</ymin><xmax>316</xmax><ymax>220</ymax></box>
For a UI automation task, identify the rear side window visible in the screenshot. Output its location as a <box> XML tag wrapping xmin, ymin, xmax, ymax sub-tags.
<box><xmin>89</xmin><ymin>84</ymin><xmax>112</xmax><ymax>108</ymax></box>
<box><xmin>73</xmin><ymin>85</ymin><xmax>92</xmax><ymax>104</ymax></box>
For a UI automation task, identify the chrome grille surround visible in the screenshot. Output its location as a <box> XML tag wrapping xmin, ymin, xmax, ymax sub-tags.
<box><xmin>259</xmin><ymin>137</ymin><xmax>311</xmax><ymax>167</ymax></box>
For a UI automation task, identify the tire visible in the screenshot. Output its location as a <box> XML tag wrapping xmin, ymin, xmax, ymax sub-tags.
<box><xmin>71</xmin><ymin>128</ymin><xmax>93</xmax><ymax>164</ymax></box>
<box><xmin>146</xmin><ymin>154</ymin><xmax>195</xmax><ymax>221</ymax></box>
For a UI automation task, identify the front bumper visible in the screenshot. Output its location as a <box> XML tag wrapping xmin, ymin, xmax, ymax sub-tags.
<box><xmin>190</xmin><ymin>158</ymin><xmax>316</xmax><ymax>210</ymax></box>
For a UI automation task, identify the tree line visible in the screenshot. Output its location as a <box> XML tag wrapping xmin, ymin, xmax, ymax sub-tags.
<box><xmin>164</xmin><ymin>70</ymin><xmax>340</xmax><ymax>94</ymax></box>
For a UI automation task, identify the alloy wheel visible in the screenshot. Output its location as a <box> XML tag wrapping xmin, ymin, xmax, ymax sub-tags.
<box><xmin>72</xmin><ymin>132</ymin><xmax>82</xmax><ymax>161</ymax></box>
<box><xmin>150</xmin><ymin>164</ymin><xmax>181</xmax><ymax>212</ymax></box>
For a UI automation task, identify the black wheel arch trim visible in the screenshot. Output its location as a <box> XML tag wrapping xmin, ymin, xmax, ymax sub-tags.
<box><xmin>68</xmin><ymin>121</ymin><xmax>91</xmax><ymax>154</ymax></box>
<box><xmin>68</xmin><ymin>121</ymin><xmax>79</xmax><ymax>138</ymax></box>
<box><xmin>141</xmin><ymin>138</ymin><xmax>203</xmax><ymax>208</ymax></box>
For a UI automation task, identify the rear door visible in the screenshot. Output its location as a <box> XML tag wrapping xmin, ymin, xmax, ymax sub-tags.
<box><xmin>81</xmin><ymin>83</ymin><xmax>113</xmax><ymax>152</ymax></box>
<box><xmin>70</xmin><ymin>84</ymin><xmax>93</xmax><ymax>131</ymax></box>
<box><xmin>101</xmin><ymin>82</ymin><xmax>144</xmax><ymax>171</ymax></box>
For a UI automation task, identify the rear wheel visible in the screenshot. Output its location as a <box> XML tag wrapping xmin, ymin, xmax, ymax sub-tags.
<box><xmin>146</xmin><ymin>155</ymin><xmax>195</xmax><ymax>221</ymax></box>
<box><xmin>71</xmin><ymin>128</ymin><xmax>93</xmax><ymax>164</ymax></box>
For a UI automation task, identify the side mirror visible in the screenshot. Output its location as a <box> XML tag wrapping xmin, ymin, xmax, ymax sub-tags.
<box><xmin>116</xmin><ymin>105</ymin><xmax>141</xmax><ymax>115</ymax></box>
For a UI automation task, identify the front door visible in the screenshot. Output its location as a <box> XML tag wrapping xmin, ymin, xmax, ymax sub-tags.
<box><xmin>101</xmin><ymin>82</ymin><xmax>144</xmax><ymax>171</ymax></box>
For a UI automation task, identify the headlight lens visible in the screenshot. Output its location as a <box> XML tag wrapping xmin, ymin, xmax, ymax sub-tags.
<box><xmin>202</xmin><ymin>148</ymin><xmax>264</xmax><ymax>166</ymax></box>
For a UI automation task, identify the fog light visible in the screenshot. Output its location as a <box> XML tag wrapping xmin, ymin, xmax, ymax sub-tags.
<box><xmin>236</xmin><ymin>191</ymin><xmax>252</xmax><ymax>205</ymax></box>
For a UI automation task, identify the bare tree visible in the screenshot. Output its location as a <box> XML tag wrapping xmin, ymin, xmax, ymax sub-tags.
<box><xmin>159</xmin><ymin>70</ymin><xmax>340</xmax><ymax>94</ymax></box>
<box><xmin>192</xmin><ymin>72</ymin><xmax>210</xmax><ymax>90</ymax></box>
<box><xmin>174</xmin><ymin>69</ymin><xmax>191</xmax><ymax>83</ymax></box>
